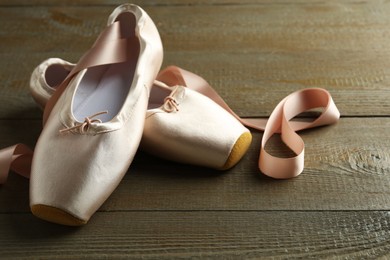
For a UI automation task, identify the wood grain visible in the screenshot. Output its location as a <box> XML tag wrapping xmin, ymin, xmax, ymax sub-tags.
<box><xmin>1</xmin><ymin>118</ymin><xmax>389</xmax><ymax>212</ymax></box>
<box><xmin>0</xmin><ymin>211</ymin><xmax>389</xmax><ymax>259</ymax></box>
<box><xmin>0</xmin><ymin>0</ymin><xmax>383</xmax><ymax>6</ymax></box>
<box><xmin>1</xmin><ymin>3</ymin><xmax>390</xmax><ymax>118</ymax></box>
<box><xmin>1</xmin><ymin>1</ymin><xmax>389</xmax><ymax>258</ymax></box>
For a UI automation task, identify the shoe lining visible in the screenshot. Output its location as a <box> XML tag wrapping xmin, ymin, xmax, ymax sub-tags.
<box><xmin>46</xmin><ymin>64</ymin><xmax>71</xmax><ymax>88</ymax></box>
<box><xmin>72</xmin><ymin>12</ymin><xmax>139</xmax><ymax>123</ymax></box>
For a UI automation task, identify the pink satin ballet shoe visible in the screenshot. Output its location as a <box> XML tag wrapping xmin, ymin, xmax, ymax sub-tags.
<box><xmin>30</xmin><ymin>59</ymin><xmax>252</xmax><ymax>170</ymax></box>
<box><xmin>28</xmin><ymin>55</ymin><xmax>340</xmax><ymax>180</ymax></box>
<box><xmin>30</xmin><ymin>4</ymin><xmax>163</xmax><ymax>226</ymax></box>
<box><xmin>143</xmin><ymin>79</ymin><xmax>252</xmax><ymax>170</ymax></box>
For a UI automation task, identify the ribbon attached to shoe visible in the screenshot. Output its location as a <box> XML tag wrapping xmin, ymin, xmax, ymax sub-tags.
<box><xmin>157</xmin><ymin>66</ymin><xmax>340</xmax><ymax>179</ymax></box>
<box><xmin>43</xmin><ymin>20</ymin><xmax>139</xmax><ymax>126</ymax></box>
<box><xmin>0</xmin><ymin>144</ymin><xmax>33</xmax><ymax>184</ymax></box>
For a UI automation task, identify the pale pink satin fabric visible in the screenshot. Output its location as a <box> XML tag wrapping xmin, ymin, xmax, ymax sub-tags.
<box><xmin>0</xmin><ymin>144</ymin><xmax>33</xmax><ymax>183</ymax></box>
<box><xmin>43</xmin><ymin>20</ymin><xmax>136</xmax><ymax>126</ymax></box>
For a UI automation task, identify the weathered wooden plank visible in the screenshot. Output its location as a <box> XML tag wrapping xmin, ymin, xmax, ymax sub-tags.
<box><xmin>0</xmin><ymin>3</ymin><xmax>390</xmax><ymax>57</ymax></box>
<box><xmin>1</xmin><ymin>3</ymin><xmax>390</xmax><ymax>118</ymax></box>
<box><xmin>68</xmin><ymin>117</ymin><xmax>390</xmax><ymax>212</ymax></box>
<box><xmin>3</xmin><ymin>52</ymin><xmax>388</xmax><ymax>120</ymax></box>
<box><xmin>0</xmin><ymin>0</ymin><xmax>376</xmax><ymax>7</ymax></box>
<box><xmin>1</xmin><ymin>117</ymin><xmax>389</xmax><ymax>212</ymax></box>
<box><xmin>2</xmin><ymin>51</ymin><xmax>390</xmax><ymax>119</ymax></box>
<box><xmin>2</xmin><ymin>3</ymin><xmax>390</xmax><ymax>54</ymax></box>
<box><xmin>0</xmin><ymin>211</ymin><xmax>389</xmax><ymax>259</ymax></box>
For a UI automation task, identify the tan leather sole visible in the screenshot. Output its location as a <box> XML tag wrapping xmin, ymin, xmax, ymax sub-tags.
<box><xmin>219</xmin><ymin>131</ymin><xmax>252</xmax><ymax>170</ymax></box>
<box><xmin>31</xmin><ymin>204</ymin><xmax>87</xmax><ymax>226</ymax></box>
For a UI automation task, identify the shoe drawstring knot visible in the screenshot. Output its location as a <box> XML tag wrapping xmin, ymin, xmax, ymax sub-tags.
<box><xmin>153</xmin><ymin>80</ymin><xmax>181</xmax><ymax>113</ymax></box>
<box><xmin>59</xmin><ymin>111</ymin><xmax>108</xmax><ymax>134</ymax></box>
<box><xmin>163</xmin><ymin>89</ymin><xmax>180</xmax><ymax>112</ymax></box>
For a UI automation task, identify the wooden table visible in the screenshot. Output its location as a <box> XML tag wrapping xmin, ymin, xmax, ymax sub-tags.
<box><xmin>1</xmin><ymin>0</ymin><xmax>389</xmax><ymax>258</ymax></box>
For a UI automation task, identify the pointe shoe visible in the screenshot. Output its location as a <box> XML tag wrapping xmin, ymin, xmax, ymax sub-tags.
<box><xmin>30</xmin><ymin>4</ymin><xmax>163</xmax><ymax>226</ymax></box>
<box><xmin>30</xmin><ymin>62</ymin><xmax>251</xmax><ymax>170</ymax></box>
<box><xmin>143</xmin><ymin>79</ymin><xmax>252</xmax><ymax>170</ymax></box>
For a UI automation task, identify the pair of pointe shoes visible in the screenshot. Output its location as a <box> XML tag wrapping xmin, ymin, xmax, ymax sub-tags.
<box><xmin>29</xmin><ymin>4</ymin><xmax>251</xmax><ymax>226</ymax></box>
<box><xmin>30</xmin><ymin>59</ymin><xmax>251</xmax><ymax>170</ymax></box>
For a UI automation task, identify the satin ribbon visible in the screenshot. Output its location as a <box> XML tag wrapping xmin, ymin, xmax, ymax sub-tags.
<box><xmin>0</xmin><ymin>144</ymin><xmax>33</xmax><ymax>183</ymax></box>
<box><xmin>43</xmin><ymin>20</ymin><xmax>138</xmax><ymax>126</ymax></box>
